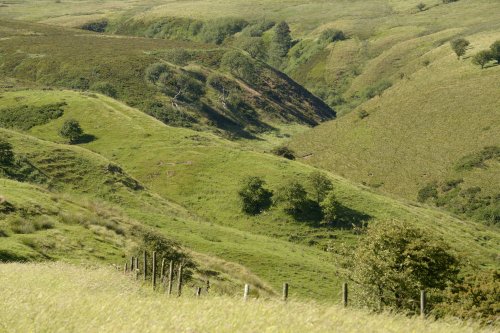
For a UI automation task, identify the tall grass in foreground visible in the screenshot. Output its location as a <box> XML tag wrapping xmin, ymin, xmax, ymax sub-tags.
<box><xmin>0</xmin><ymin>263</ymin><xmax>494</xmax><ymax>333</ymax></box>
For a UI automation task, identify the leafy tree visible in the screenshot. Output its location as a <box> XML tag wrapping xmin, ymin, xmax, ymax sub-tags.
<box><xmin>450</xmin><ymin>38</ymin><xmax>470</xmax><ymax>59</ymax></box>
<box><xmin>472</xmin><ymin>50</ymin><xmax>492</xmax><ymax>69</ymax></box>
<box><xmin>276</xmin><ymin>181</ymin><xmax>308</xmax><ymax>215</ymax></box>
<box><xmin>238</xmin><ymin>176</ymin><xmax>273</xmax><ymax>215</ymax></box>
<box><xmin>308</xmin><ymin>171</ymin><xmax>333</xmax><ymax>203</ymax></box>
<box><xmin>321</xmin><ymin>191</ymin><xmax>340</xmax><ymax>224</ymax></box>
<box><xmin>200</xmin><ymin>18</ymin><xmax>248</xmax><ymax>45</ymax></box>
<box><xmin>59</xmin><ymin>119</ymin><xmax>84</xmax><ymax>144</ymax></box>
<box><xmin>238</xmin><ymin>37</ymin><xmax>267</xmax><ymax>61</ymax></box>
<box><xmin>271</xmin><ymin>146</ymin><xmax>295</xmax><ymax>160</ymax></box>
<box><xmin>158</xmin><ymin>71</ymin><xmax>204</xmax><ymax>102</ymax></box>
<box><xmin>489</xmin><ymin>40</ymin><xmax>500</xmax><ymax>63</ymax></box>
<box><xmin>269</xmin><ymin>21</ymin><xmax>292</xmax><ymax>64</ymax></box>
<box><xmin>0</xmin><ymin>139</ymin><xmax>14</xmax><ymax>165</ymax></box>
<box><xmin>434</xmin><ymin>270</ymin><xmax>499</xmax><ymax>323</ymax></box>
<box><xmin>220</xmin><ymin>51</ymin><xmax>256</xmax><ymax>82</ymax></box>
<box><xmin>163</xmin><ymin>48</ymin><xmax>191</xmax><ymax>66</ymax></box>
<box><xmin>349</xmin><ymin>220</ymin><xmax>460</xmax><ymax>312</ymax></box>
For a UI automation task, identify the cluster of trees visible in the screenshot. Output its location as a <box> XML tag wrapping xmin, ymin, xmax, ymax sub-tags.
<box><xmin>238</xmin><ymin>171</ymin><xmax>342</xmax><ymax>224</ymax></box>
<box><xmin>472</xmin><ymin>40</ymin><xmax>500</xmax><ymax>69</ymax></box>
<box><xmin>348</xmin><ymin>220</ymin><xmax>497</xmax><ymax>322</ymax></box>
<box><xmin>451</xmin><ymin>38</ymin><xmax>500</xmax><ymax>69</ymax></box>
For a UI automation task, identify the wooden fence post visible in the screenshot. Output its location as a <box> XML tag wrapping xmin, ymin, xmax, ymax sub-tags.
<box><xmin>160</xmin><ymin>258</ymin><xmax>166</xmax><ymax>282</ymax></box>
<box><xmin>206</xmin><ymin>280</ymin><xmax>210</xmax><ymax>294</ymax></box>
<box><xmin>177</xmin><ymin>264</ymin><xmax>183</xmax><ymax>297</ymax></box>
<box><xmin>143</xmin><ymin>251</ymin><xmax>147</xmax><ymax>281</ymax></box>
<box><xmin>135</xmin><ymin>257</ymin><xmax>139</xmax><ymax>280</ymax></box>
<box><xmin>282</xmin><ymin>282</ymin><xmax>289</xmax><ymax>301</ymax></box>
<box><xmin>167</xmin><ymin>261</ymin><xmax>174</xmax><ymax>295</ymax></box>
<box><xmin>420</xmin><ymin>290</ymin><xmax>426</xmax><ymax>318</ymax></box>
<box><xmin>196</xmin><ymin>287</ymin><xmax>202</xmax><ymax>297</ymax></box>
<box><xmin>152</xmin><ymin>251</ymin><xmax>157</xmax><ymax>289</ymax></box>
<box><xmin>130</xmin><ymin>257</ymin><xmax>135</xmax><ymax>271</ymax></box>
<box><xmin>243</xmin><ymin>284</ymin><xmax>250</xmax><ymax>301</ymax></box>
<box><xmin>342</xmin><ymin>282</ymin><xmax>348</xmax><ymax>307</ymax></box>
<box><xmin>124</xmin><ymin>262</ymin><xmax>128</xmax><ymax>273</ymax></box>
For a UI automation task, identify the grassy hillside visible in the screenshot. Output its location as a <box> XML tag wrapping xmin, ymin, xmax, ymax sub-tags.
<box><xmin>0</xmin><ymin>19</ymin><xmax>333</xmax><ymax>139</ymax></box>
<box><xmin>0</xmin><ymin>262</ymin><xmax>494</xmax><ymax>333</ymax></box>
<box><xmin>1</xmin><ymin>89</ymin><xmax>498</xmax><ymax>290</ymax></box>
<box><xmin>290</xmin><ymin>30</ymin><xmax>500</xmax><ymax>218</ymax></box>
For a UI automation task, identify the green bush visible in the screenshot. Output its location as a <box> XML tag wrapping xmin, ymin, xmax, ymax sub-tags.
<box><xmin>241</xmin><ymin>19</ymin><xmax>275</xmax><ymax>37</ymax></box>
<box><xmin>271</xmin><ymin>146</ymin><xmax>296</xmax><ymax>160</ymax></box>
<box><xmin>0</xmin><ymin>103</ymin><xmax>65</xmax><ymax>130</ymax></box>
<box><xmin>320</xmin><ymin>191</ymin><xmax>340</xmax><ymax>224</ymax></box>
<box><xmin>0</xmin><ymin>139</ymin><xmax>14</xmax><ymax>165</ymax></box>
<box><xmin>349</xmin><ymin>220</ymin><xmax>460</xmax><ymax>313</ymax></box>
<box><xmin>81</xmin><ymin>20</ymin><xmax>108</xmax><ymax>33</ymax></box>
<box><xmin>489</xmin><ymin>40</ymin><xmax>500</xmax><ymax>63</ymax></box>
<box><xmin>145</xmin><ymin>63</ymin><xmax>170</xmax><ymax>84</ymax></box>
<box><xmin>238</xmin><ymin>176</ymin><xmax>273</xmax><ymax>215</ymax></box>
<box><xmin>434</xmin><ymin>270</ymin><xmax>499</xmax><ymax>323</ymax></box>
<box><xmin>472</xmin><ymin>50</ymin><xmax>493</xmax><ymax>69</ymax></box>
<box><xmin>308</xmin><ymin>171</ymin><xmax>333</xmax><ymax>204</ymax></box>
<box><xmin>90</xmin><ymin>82</ymin><xmax>117</xmax><ymax>98</ymax></box>
<box><xmin>158</xmin><ymin>71</ymin><xmax>205</xmax><ymax>102</ymax></box>
<box><xmin>450</xmin><ymin>38</ymin><xmax>470</xmax><ymax>59</ymax></box>
<box><xmin>220</xmin><ymin>51</ymin><xmax>256</xmax><ymax>82</ymax></box>
<box><xmin>319</xmin><ymin>29</ymin><xmax>346</xmax><ymax>44</ymax></box>
<box><xmin>269</xmin><ymin>21</ymin><xmax>292</xmax><ymax>63</ymax></box>
<box><xmin>455</xmin><ymin>146</ymin><xmax>499</xmax><ymax>170</ymax></box>
<box><xmin>238</xmin><ymin>37</ymin><xmax>267</xmax><ymax>61</ymax></box>
<box><xmin>417</xmin><ymin>182</ymin><xmax>438</xmax><ymax>202</ymax></box>
<box><xmin>363</xmin><ymin>80</ymin><xmax>392</xmax><ymax>99</ymax></box>
<box><xmin>144</xmin><ymin>101</ymin><xmax>196</xmax><ymax>127</ymax></box>
<box><xmin>163</xmin><ymin>48</ymin><xmax>192</xmax><ymax>66</ymax></box>
<box><xmin>59</xmin><ymin>119</ymin><xmax>84</xmax><ymax>144</ymax></box>
<box><xmin>275</xmin><ymin>181</ymin><xmax>308</xmax><ymax>215</ymax></box>
<box><xmin>200</xmin><ymin>18</ymin><xmax>248</xmax><ymax>44</ymax></box>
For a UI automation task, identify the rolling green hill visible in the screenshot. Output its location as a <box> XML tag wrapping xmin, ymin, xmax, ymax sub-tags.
<box><xmin>1</xmin><ymin>89</ymin><xmax>498</xmax><ymax>299</ymax></box>
<box><xmin>0</xmin><ymin>0</ymin><xmax>499</xmax><ymax>325</ymax></box>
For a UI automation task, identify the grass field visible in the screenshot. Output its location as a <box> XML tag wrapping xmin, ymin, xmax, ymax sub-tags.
<box><xmin>0</xmin><ymin>262</ymin><xmax>495</xmax><ymax>333</ymax></box>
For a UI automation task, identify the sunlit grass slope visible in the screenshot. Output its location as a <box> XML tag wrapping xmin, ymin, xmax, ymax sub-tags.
<box><xmin>1</xmin><ymin>89</ymin><xmax>498</xmax><ymax>276</ymax></box>
<box><xmin>0</xmin><ymin>263</ymin><xmax>494</xmax><ymax>333</ymax></box>
<box><xmin>291</xmin><ymin>31</ymin><xmax>500</xmax><ymax>200</ymax></box>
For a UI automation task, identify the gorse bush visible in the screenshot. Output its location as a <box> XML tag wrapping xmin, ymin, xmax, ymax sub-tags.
<box><xmin>0</xmin><ymin>103</ymin><xmax>65</xmax><ymax>130</ymax></box>
<box><xmin>238</xmin><ymin>176</ymin><xmax>273</xmax><ymax>215</ymax></box>
<box><xmin>144</xmin><ymin>101</ymin><xmax>196</xmax><ymax>127</ymax></box>
<box><xmin>455</xmin><ymin>146</ymin><xmax>499</xmax><ymax>170</ymax></box>
<box><xmin>417</xmin><ymin>182</ymin><xmax>438</xmax><ymax>202</ymax></box>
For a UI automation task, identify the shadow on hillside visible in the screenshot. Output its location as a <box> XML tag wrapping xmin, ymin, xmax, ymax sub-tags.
<box><xmin>0</xmin><ymin>250</ymin><xmax>28</xmax><ymax>262</ymax></box>
<box><xmin>291</xmin><ymin>201</ymin><xmax>371</xmax><ymax>229</ymax></box>
<box><xmin>74</xmin><ymin>134</ymin><xmax>97</xmax><ymax>144</ymax></box>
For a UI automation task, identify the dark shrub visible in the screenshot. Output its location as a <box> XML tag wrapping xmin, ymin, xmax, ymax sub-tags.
<box><xmin>81</xmin><ymin>20</ymin><xmax>108</xmax><ymax>33</ymax></box>
<box><xmin>417</xmin><ymin>182</ymin><xmax>438</xmax><ymax>202</ymax></box>
<box><xmin>238</xmin><ymin>176</ymin><xmax>273</xmax><ymax>215</ymax></box>
<box><xmin>271</xmin><ymin>146</ymin><xmax>296</xmax><ymax>160</ymax></box>
<box><xmin>59</xmin><ymin>119</ymin><xmax>84</xmax><ymax>144</ymax></box>
<box><xmin>90</xmin><ymin>82</ymin><xmax>118</xmax><ymax>98</ymax></box>
<box><xmin>319</xmin><ymin>29</ymin><xmax>346</xmax><ymax>44</ymax></box>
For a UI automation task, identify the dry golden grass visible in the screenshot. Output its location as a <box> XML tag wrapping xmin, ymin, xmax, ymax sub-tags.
<box><xmin>0</xmin><ymin>262</ymin><xmax>495</xmax><ymax>333</ymax></box>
